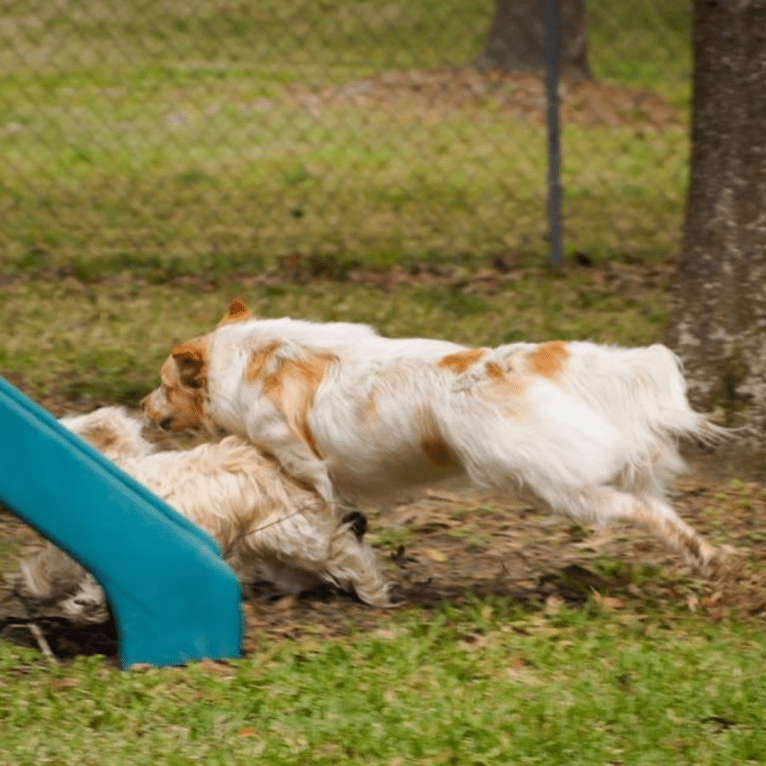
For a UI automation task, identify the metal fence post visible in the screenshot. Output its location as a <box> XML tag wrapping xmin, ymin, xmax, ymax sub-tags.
<box><xmin>545</xmin><ymin>0</ymin><xmax>564</xmax><ymax>269</ymax></box>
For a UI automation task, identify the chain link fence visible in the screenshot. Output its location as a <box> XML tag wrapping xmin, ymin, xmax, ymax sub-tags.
<box><xmin>0</xmin><ymin>0</ymin><xmax>691</xmax><ymax>278</ymax></box>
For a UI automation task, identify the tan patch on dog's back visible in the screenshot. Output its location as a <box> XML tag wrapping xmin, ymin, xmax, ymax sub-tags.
<box><xmin>358</xmin><ymin>390</ymin><xmax>378</xmax><ymax>425</ymax></box>
<box><xmin>480</xmin><ymin>362</ymin><xmax>528</xmax><ymax>419</ymax></box>
<box><xmin>439</xmin><ymin>348</ymin><xmax>485</xmax><ymax>374</ymax></box>
<box><xmin>527</xmin><ymin>341</ymin><xmax>569</xmax><ymax>379</ymax></box>
<box><xmin>418</xmin><ymin>406</ymin><xmax>455</xmax><ymax>468</ymax></box>
<box><xmin>262</xmin><ymin>351</ymin><xmax>337</xmax><ymax>457</ymax></box>
<box><xmin>245</xmin><ymin>341</ymin><xmax>282</xmax><ymax>383</ymax></box>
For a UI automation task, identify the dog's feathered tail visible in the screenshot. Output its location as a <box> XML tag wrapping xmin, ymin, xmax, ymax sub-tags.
<box><xmin>556</xmin><ymin>342</ymin><xmax>731</xmax><ymax>494</ymax></box>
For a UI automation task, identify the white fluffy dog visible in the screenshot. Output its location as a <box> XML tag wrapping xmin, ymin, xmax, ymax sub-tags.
<box><xmin>142</xmin><ymin>298</ymin><xmax>730</xmax><ymax>576</ymax></box>
<box><xmin>14</xmin><ymin>406</ymin><xmax>390</xmax><ymax>621</ymax></box>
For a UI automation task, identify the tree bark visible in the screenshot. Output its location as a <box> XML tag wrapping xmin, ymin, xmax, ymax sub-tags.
<box><xmin>666</xmin><ymin>0</ymin><xmax>766</xmax><ymax>443</ymax></box>
<box><xmin>475</xmin><ymin>0</ymin><xmax>592</xmax><ymax>80</ymax></box>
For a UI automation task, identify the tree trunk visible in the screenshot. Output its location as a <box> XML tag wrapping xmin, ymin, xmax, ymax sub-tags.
<box><xmin>666</xmin><ymin>0</ymin><xmax>766</xmax><ymax>444</ymax></box>
<box><xmin>475</xmin><ymin>0</ymin><xmax>592</xmax><ymax>80</ymax></box>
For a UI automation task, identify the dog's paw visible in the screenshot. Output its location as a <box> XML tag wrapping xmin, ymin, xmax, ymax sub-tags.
<box><xmin>702</xmin><ymin>544</ymin><xmax>742</xmax><ymax>580</ymax></box>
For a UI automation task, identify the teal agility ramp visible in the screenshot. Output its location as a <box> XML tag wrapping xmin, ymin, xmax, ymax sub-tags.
<box><xmin>0</xmin><ymin>376</ymin><xmax>242</xmax><ymax>668</ymax></box>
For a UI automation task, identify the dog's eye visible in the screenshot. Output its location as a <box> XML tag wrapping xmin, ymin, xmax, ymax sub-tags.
<box><xmin>186</xmin><ymin>380</ymin><xmax>202</xmax><ymax>389</ymax></box>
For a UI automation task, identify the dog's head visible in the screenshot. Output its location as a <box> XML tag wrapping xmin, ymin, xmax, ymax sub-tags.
<box><xmin>141</xmin><ymin>298</ymin><xmax>253</xmax><ymax>431</ymax></box>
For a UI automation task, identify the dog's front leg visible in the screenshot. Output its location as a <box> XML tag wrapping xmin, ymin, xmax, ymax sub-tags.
<box><xmin>243</xmin><ymin>406</ymin><xmax>340</xmax><ymax>512</ymax></box>
<box><xmin>276</xmin><ymin>445</ymin><xmax>337</xmax><ymax>512</ymax></box>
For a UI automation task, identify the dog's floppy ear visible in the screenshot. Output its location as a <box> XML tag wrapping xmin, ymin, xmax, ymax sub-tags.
<box><xmin>171</xmin><ymin>342</ymin><xmax>207</xmax><ymax>388</ymax></box>
<box><xmin>218</xmin><ymin>298</ymin><xmax>253</xmax><ymax>328</ymax></box>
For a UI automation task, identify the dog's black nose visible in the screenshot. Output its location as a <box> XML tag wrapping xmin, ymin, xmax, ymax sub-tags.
<box><xmin>159</xmin><ymin>417</ymin><xmax>173</xmax><ymax>431</ymax></box>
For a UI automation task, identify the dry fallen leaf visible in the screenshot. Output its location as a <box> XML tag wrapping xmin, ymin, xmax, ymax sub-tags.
<box><xmin>423</xmin><ymin>548</ymin><xmax>448</xmax><ymax>562</ymax></box>
<box><xmin>592</xmin><ymin>591</ymin><xmax>625</xmax><ymax>610</ymax></box>
<box><xmin>544</xmin><ymin>594</ymin><xmax>563</xmax><ymax>615</ymax></box>
<box><xmin>687</xmin><ymin>594</ymin><xmax>699</xmax><ymax>612</ymax></box>
<box><xmin>274</xmin><ymin>595</ymin><xmax>297</xmax><ymax>611</ymax></box>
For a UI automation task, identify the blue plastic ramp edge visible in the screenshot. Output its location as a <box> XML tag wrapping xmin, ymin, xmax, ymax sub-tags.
<box><xmin>0</xmin><ymin>376</ymin><xmax>242</xmax><ymax>668</ymax></box>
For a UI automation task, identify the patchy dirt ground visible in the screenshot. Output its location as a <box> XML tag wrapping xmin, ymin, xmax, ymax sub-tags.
<box><xmin>284</xmin><ymin>67</ymin><xmax>681</xmax><ymax>131</ymax></box>
<box><xmin>2</xmin><ymin>436</ymin><xmax>765</xmax><ymax>666</ymax></box>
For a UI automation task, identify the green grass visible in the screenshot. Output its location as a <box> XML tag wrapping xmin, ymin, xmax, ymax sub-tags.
<box><xmin>0</xmin><ymin>0</ymin><xmax>692</xmax><ymax>275</ymax></box>
<box><xmin>588</xmin><ymin>0</ymin><xmax>692</xmax><ymax>103</ymax></box>
<box><xmin>1</xmin><ymin>604</ymin><xmax>764</xmax><ymax>765</ymax></box>
<box><xmin>0</xmin><ymin>116</ymin><xmax>689</xmax><ymax>275</ymax></box>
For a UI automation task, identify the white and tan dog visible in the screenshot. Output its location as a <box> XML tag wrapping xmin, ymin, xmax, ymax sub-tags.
<box><xmin>142</xmin><ymin>299</ymin><xmax>729</xmax><ymax>574</ymax></box>
<box><xmin>14</xmin><ymin>406</ymin><xmax>390</xmax><ymax>621</ymax></box>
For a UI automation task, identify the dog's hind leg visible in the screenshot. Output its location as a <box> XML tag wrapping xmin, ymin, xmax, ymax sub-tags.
<box><xmin>630</xmin><ymin>496</ymin><xmax>724</xmax><ymax>573</ymax></box>
<box><xmin>535</xmin><ymin>484</ymin><xmax>723</xmax><ymax>573</ymax></box>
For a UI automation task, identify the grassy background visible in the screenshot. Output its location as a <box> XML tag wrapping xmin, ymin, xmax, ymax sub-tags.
<box><xmin>1</xmin><ymin>0</ymin><xmax>691</xmax><ymax>276</ymax></box>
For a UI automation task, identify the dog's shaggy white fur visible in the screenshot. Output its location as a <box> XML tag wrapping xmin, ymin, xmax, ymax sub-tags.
<box><xmin>142</xmin><ymin>299</ymin><xmax>730</xmax><ymax>574</ymax></box>
<box><xmin>14</xmin><ymin>406</ymin><xmax>390</xmax><ymax>621</ymax></box>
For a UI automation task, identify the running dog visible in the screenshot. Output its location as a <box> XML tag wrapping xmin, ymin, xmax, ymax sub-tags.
<box><xmin>142</xmin><ymin>299</ymin><xmax>729</xmax><ymax>574</ymax></box>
